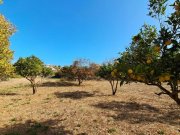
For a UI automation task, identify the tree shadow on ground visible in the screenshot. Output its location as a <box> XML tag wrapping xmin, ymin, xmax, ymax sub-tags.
<box><xmin>0</xmin><ymin>93</ymin><xmax>19</xmax><ymax>96</ymax></box>
<box><xmin>92</xmin><ymin>101</ymin><xmax>180</xmax><ymax>126</ymax></box>
<box><xmin>0</xmin><ymin>119</ymin><xmax>73</xmax><ymax>135</ymax></box>
<box><xmin>40</xmin><ymin>81</ymin><xmax>78</xmax><ymax>87</ymax></box>
<box><xmin>54</xmin><ymin>91</ymin><xmax>94</xmax><ymax>100</ymax></box>
<box><xmin>92</xmin><ymin>90</ymin><xmax>112</xmax><ymax>97</ymax></box>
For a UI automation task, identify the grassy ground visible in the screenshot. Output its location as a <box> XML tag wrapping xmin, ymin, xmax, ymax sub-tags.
<box><xmin>0</xmin><ymin>78</ymin><xmax>179</xmax><ymax>135</ymax></box>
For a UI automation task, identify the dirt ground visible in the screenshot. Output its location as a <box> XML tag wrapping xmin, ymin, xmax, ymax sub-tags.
<box><xmin>0</xmin><ymin>78</ymin><xmax>179</xmax><ymax>135</ymax></box>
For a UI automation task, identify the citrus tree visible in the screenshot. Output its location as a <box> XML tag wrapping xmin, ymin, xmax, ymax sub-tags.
<box><xmin>61</xmin><ymin>66</ymin><xmax>75</xmax><ymax>80</ymax></box>
<box><xmin>14</xmin><ymin>56</ymin><xmax>44</xmax><ymax>94</ymax></box>
<box><xmin>97</xmin><ymin>63</ymin><xmax>121</xmax><ymax>95</ymax></box>
<box><xmin>0</xmin><ymin>15</ymin><xmax>15</xmax><ymax>81</ymax></box>
<box><xmin>42</xmin><ymin>66</ymin><xmax>54</xmax><ymax>78</ymax></box>
<box><xmin>117</xmin><ymin>0</ymin><xmax>180</xmax><ymax>105</ymax></box>
<box><xmin>71</xmin><ymin>59</ymin><xmax>92</xmax><ymax>86</ymax></box>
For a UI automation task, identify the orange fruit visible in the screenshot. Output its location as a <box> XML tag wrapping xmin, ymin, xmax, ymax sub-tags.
<box><xmin>159</xmin><ymin>76</ymin><xmax>165</xmax><ymax>82</ymax></box>
<box><xmin>146</xmin><ymin>59</ymin><xmax>152</xmax><ymax>64</ymax></box>
<box><xmin>137</xmin><ymin>76</ymin><xmax>142</xmax><ymax>81</ymax></box>
<box><xmin>165</xmin><ymin>40</ymin><xmax>172</xmax><ymax>46</ymax></box>
<box><xmin>154</xmin><ymin>46</ymin><xmax>161</xmax><ymax>52</ymax></box>
<box><xmin>113</xmin><ymin>69</ymin><xmax>117</xmax><ymax>73</ymax></box>
<box><xmin>128</xmin><ymin>69</ymin><xmax>133</xmax><ymax>74</ymax></box>
<box><xmin>111</xmin><ymin>72</ymin><xmax>115</xmax><ymax>77</ymax></box>
<box><xmin>164</xmin><ymin>75</ymin><xmax>170</xmax><ymax>81</ymax></box>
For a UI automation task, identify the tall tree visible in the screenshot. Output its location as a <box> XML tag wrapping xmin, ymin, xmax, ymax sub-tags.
<box><xmin>0</xmin><ymin>15</ymin><xmax>15</xmax><ymax>81</ymax></box>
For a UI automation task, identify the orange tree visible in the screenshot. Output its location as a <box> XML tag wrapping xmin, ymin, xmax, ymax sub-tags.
<box><xmin>42</xmin><ymin>66</ymin><xmax>54</xmax><ymax>78</ymax></box>
<box><xmin>61</xmin><ymin>59</ymin><xmax>93</xmax><ymax>86</ymax></box>
<box><xmin>88</xmin><ymin>63</ymin><xmax>100</xmax><ymax>79</ymax></box>
<box><xmin>116</xmin><ymin>0</ymin><xmax>180</xmax><ymax>105</ymax></box>
<box><xmin>14</xmin><ymin>56</ymin><xmax>44</xmax><ymax>94</ymax></box>
<box><xmin>97</xmin><ymin>63</ymin><xmax>121</xmax><ymax>95</ymax></box>
<box><xmin>71</xmin><ymin>59</ymin><xmax>92</xmax><ymax>86</ymax></box>
<box><xmin>61</xmin><ymin>66</ymin><xmax>75</xmax><ymax>80</ymax></box>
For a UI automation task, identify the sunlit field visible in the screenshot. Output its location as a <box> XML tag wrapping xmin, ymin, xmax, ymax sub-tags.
<box><xmin>0</xmin><ymin>0</ymin><xmax>180</xmax><ymax>134</ymax></box>
<box><xmin>0</xmin><ymin>78</ymin><xmax>179</xmax><ymax>135</ymax></box>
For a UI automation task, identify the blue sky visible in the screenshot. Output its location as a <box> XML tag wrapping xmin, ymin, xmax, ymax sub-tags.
<box><xmin>0</xmin><ymin>0</ymin><xmax>159</xmax><ymax>66</ymax></box>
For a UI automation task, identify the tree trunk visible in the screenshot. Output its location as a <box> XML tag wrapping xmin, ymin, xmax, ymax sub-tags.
<box><xmin>174</xmin><ymin>98</ymin><xmax>180</xmax><ymax>105</ymax></box>
<box><xmin>156</xmin><ymin>83</ymin><xmax>180</xmax><ymax>105</ymax></box>
<box><xmin>78</xmin><ymin>80</ymin><xmax>81</xmax><ymax>86</ymax></box>
<box><xmin>32</xmin><ymin>85</ymin><xmax>37</xmax><ymax>95</ymax></box>
<box><xmin>78</xmin><ymin>78</ymin><xmax>82</xmax><ymax>86</ymax></box>
<box><xmin>112</xmin><ymin>91</ymin><xmax>116</xmax><ymax>95</ymax></box>
<box><xmin>109</xmin><ymin>80</ymin><xmax>119</xmax><ymax>95</ymax></box>
<box><xmin>171</xmin><ymin>93</ymin><xmax>180</xmax><ymax>105</ymax></box>
<box><xmin>30</xmin><ymin>79</ymin><xmax>37</xmax><ymax>95</ymax></box>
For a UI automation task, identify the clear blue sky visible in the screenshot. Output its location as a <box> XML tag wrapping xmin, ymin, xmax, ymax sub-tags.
<box><xmin>0</xmin><ymin>0</ymin><xmax>159</xmax><ymax>66</ymax></box>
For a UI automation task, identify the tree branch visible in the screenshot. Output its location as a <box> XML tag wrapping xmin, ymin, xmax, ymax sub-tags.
<box><xmin>146</xmin><ymin>82</ymin><xmax>171</xmax><ymax>96</ymax></box>
<box><xmin>155</xmin><ymin>92</ymin><xmax>167</xmax><ymax>96</ymax></box>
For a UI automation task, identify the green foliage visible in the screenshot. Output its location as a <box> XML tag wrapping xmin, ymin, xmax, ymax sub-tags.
<box><xmin>97</xmin><ymin>63</ymin><xmax>120</xmax><ymax>95</ymax></box>
<box><xmin>62</xmin><ymin>59</ymin><xmax>93</xmax><ymax>85</ymax></box>
<box><xmin>0</xmin><ymin>0</ymin><xmax>3</xmax><ymax>4</ymax></box>
<box><xmin>14</xmin><ymin>56</ymin><xmax>44</xmax><ymax>78</ymax></box>
<box><xmin>61</xmin><ymin>66</ymin><xmax>75</xmax><ymax>80</ymax></box>
<box><xmin>14</xmin><ymin>56</ymin><xmax>44</xmax><ymax>94</ymax></box>
<box><xmin>97</xmin><ymin>63</ymin><xmax>115</xmax><ymax>80</ymax></box>
<box><xmin>42</xmin><ymin>66</ymin><xmax>54</xmax><ymax>77</ymax></box>
<box><xmin>116</xmin><ymin>0</ymin><xmax>180</xmax><ymax>104</ymax></box>
<box><xmin>0</xmin><ymin>15</ymin><xmax>15</xmax><ymax>81</ymax></box>
<box><xmin>148</xmin><ymin>0</ymin><xmax>168</xmax><ymax>18</ymax></box>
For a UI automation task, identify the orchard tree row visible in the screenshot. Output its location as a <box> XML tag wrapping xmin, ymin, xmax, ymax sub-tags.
<box><xmin>0</xmin><ymin>0</ymin><xmax>179</xmax><ymax>104</ymax></box>
<box><xmin>14</xmin><ymin>57</ymin><xmax>100</xmax><ymax>94</ymax></box>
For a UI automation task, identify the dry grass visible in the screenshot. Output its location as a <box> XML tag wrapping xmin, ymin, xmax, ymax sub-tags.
<box><xmin>0</xmin><ymin>78</ymin><xmax>179</xmax><ymax>135</ymax></box>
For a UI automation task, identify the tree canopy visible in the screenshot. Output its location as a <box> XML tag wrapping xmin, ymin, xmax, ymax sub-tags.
<box><xmin>0</xmin><ymin>15</ymin><xmax>15</xmax><ymax>81</ymax></box>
